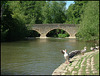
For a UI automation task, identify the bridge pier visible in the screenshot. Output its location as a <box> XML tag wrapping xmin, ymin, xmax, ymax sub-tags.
<box><xmin>69</xmin><ymin>34</ymin><xmax>76</xmax><ymax>38</ymax></box>
<box><xmin>69</xmin><ymin>36</ymin><xmax>76</xmax><ymax>38</ymax></box>
<box><xmin>40</xmin><ymin>34</ymin><xmax>47</xmax><ymax>38</ymax></box>
<box><xmin>30</xmin><ymin>24</ymin><xmax>78</xmax><ymax>38</ymax></box>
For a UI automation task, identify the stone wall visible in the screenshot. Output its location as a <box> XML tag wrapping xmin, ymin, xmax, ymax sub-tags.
<box><xmin>28</xmin><ymin>24</ymin><xmax>78</xmax><ymax>38</ymax></box>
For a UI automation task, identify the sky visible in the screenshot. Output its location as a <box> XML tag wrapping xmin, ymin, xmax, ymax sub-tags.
<box><xmin>66</xmin><ymin>1</ymin><xmax>74</xmax><ymax>9</ymax></box>
<box><xmin>45</xmin><ymin>1</ymin><xmax>74</xmax><ymax>10</ymax></box>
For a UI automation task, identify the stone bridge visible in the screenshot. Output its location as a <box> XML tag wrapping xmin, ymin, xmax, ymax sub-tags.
<box><xmin>28</xmin><ymin>24</ymin><xmax>78</xmax><ymax>38</ymax></box>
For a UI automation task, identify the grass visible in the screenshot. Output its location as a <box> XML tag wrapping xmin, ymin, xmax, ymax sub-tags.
<box><xmin>64</xmin><ymin>50</ymin><xmax>99</xmax><ymax>75</ymax></box>
<box><xmin>81</xmin><ymin>54</ymin><xmax>92</xmax><ymax>75</ymax></box>
<box><xmin>93</xmin><ymin>52</ymin><xmax>99</xmax><ymax>75</ymax></box>
<box><xmin>65</xmin><ymin>56</ymin><xmax>85</xmax><ymax>75</ymax></box>
<box><xmin>69</xmin><ymin>62</ymin><xmax>72</xmax><ymax>66</ymax></box>
<box><xmin>73</xmin><ymin>56</ymin><xmax>86</xmax><ymax>75</ymax></box>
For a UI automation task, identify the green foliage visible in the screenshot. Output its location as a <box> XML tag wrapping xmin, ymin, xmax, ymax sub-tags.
<box><xmin>76</xmin><ymin>1</ymin><xmax>99</xmax><ymax>41</ymax></box>
<box><xmin>42</xmin><ymin>1</ymin><xmax>66</xmax><ymax>23</ymax></box>
<box><xmin>26</xmin><ymin>30</ymin><xmax>40</xmax><ymax>37</ymax></box>
<box><xmin>65</xmin><ymin>1</ymin><xmax>88</xmax><ymax>24</ymax></box>
<box><xmin>7</xmin><ymin>1</ymin><xmax>46</xmax><ymax>24</ymax></box>
<box><xmin>41</xmin><ymin>1</ymin><xmax>52</xmax><ymax>23</ymax></box>
<box><xmin>58</xmin><ymin>31</ymin><xmax>70</xmax><ymax>38</ymax></box>
<box><xmin>46</xmin><ymin>29</ymin><xmax>69</xmax><ymax>38</ymax></box>
<box><xmin>1</xmin><ymin>3</ymin><xmax>28</xmax><ymax>41</ymax></box>
<box><xmin>58</xmin><ymin>34</ymin><xmax>66</xmax><ymax>38</ymax></box>
<box><xmin>94</xmin><ymin>53</ymin><xmax>99</xmax><ymax>71</ymax></box>
<box><xmin>1</xmin><ymin>29</ymin><xmax>8</xmax><ymax>42</ymax></box>
<box><xmin>1</xmin><ymin>1</ymin><xmax>99</xmax><ymax>41</ymax></box>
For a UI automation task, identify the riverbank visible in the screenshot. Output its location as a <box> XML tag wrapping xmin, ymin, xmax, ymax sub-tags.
<box><xmin>52</xmin><ymin>50</ymin><xmax>99</xmax><ymax>75</ymax></box>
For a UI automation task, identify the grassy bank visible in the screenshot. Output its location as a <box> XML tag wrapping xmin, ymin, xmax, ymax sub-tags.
<box><xmin>65</xmin><ymin>50</ymin><xmax>99</xmax><ymax>75</ymax></box>
<box><xmin>94</xmin><ymin>52</ymin><xmax>99</xmax><ymax>73</ymax></box>
<box><xmin>52</xmin><ymin>50</ymin><xmax>99</xmax><ymax>75</ymax></box>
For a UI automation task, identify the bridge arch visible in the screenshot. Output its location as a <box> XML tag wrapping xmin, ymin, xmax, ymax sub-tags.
<box><xmin>29</xmin><ymin>24</ymin><xmax>78</xmax><ymax>38</ymax></box>
<box><xmin>28</xmin><ymin>30</ymin><xmax>41</xmax><ymax>37</ymax></box>
<box><xmin>46</xmin><ymin>28</ymin><xmax>70</xmax><ymax>37</ymax></box>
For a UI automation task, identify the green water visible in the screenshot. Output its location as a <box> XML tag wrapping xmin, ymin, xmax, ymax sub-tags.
<box><xmin>1</xmin><ymin>38</ymin><xmax>96</xmax><ymax>75</ymax></box>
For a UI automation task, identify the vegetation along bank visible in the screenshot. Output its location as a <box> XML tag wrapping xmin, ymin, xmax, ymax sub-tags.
<box><xmin>1</xmin><ymin>1</ymin><xmax>99</xmax><ymax>41</ymax></box>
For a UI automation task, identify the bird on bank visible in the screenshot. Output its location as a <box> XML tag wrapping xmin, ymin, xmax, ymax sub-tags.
<box><xmin>61</xmin><ymin>49</ymin><xmax>69</xmax><ymax>64</ymax></box>
<box><xmin>61</xmin><ymin>49</ymin><xmax>81</xmax><ymax>64</ymax></box>
<box><xmin>95</xmin><ymin>46</ymin><xmax>99</xmax><ymax>50</ymax></box>
<box><xmin>90</xmin><ymin>44</ymin><xmax>99</xmax><ymax>51</ymax></box>
<box><xmin>81</xmin><ymin>46</ymin><xmax>87</xmax><ymax>55</ymax></box>
<box><xmin>95</xmin><ymin>44</ymin><xmax>99</xmax><ymax>50</ymax></box>
<box><xmin>61</xmin><ymin>47</ymin><xmax>87</xmax><ymax>64</ymax></box>
<box><xmin>90</xmin><ymin>47</ymin><xmax>97</xmax><ymax>51</ymax></box>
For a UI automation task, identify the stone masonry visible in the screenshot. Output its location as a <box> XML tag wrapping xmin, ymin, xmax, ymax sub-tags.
<box><xmin>27</xmin><ymin>24</ymin><xmax>78</xmax><ymax>38</ymax></box>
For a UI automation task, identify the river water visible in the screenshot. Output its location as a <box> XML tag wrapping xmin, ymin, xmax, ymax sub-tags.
<box><xmin>1</xmin><ymin>38</ymin><xmax>97</xmax><ymax>75</ymax></box>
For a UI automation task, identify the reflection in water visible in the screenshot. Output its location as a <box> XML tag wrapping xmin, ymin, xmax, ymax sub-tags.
<box><xmin>1</xmin><ymin>38</ymin><xmax>97</xmax><ymax>75</ymax></box>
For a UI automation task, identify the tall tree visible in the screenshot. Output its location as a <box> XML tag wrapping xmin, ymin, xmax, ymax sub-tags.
<box><xmin>42</xmin><ymin>1</ymin><xmax>52</xmax><ymax>23</ymax></box>
<box><xmin>65</xmin><ymin>1</ymin><xmax>88</xmax><ymax>24</ymax></box>
<box><xmin>8</xmin><ymin>1</ymin><xmax>46</xmax><ymax>24</ymax></box>
<box><xmin>1</xmin><ymin>1</ymin><xmax>28</xmax><ymax>41</ymax></box>
<box><xmin>42</xmin><ymin>1</ymin><xmax>66</xmax><ymax>23</ymax></box>
<box><xmin>1</xmin><ymin>1</ymin><xmax>8</xmax><ymax>20</ymax></box>
<box><xmin>76</xmin><ymin>1</ymin><xmax>99</xmax><ymax>41</ymax></box>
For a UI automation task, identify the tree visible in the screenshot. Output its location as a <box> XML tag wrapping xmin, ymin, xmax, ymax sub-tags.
<box><xmin>65</xmin><ymin>1</ymin><xmax>88</xmax><ymax>24</ymax></box>
<box><xmin>41</xmin><ymin>1</ymin><xmax>52</xmax><ymax>23</ymax></box>
<box><xmin>1</xmin><ymin>1</ymin><xmax>28</xmax><ymax>41</ymax></box>
<box><xmin>1</xmin><ymin>1</ymin><xmax>8</xmax><ymax>20</ymax></box>
<box><xmin>42</xmin><ymin>1</ymin><xmax>66</xmax><ymax>23</ymax></box>
<box><xmin>7</xmin><ymin>1</ymin><xmax>46</xmax><ymax>24</ymax></box>
<box><xmin>7</xmin><ymin>1</ymin><xmax>26</xmax><ymax>24</ymax></box>
<box><xmin>76</xmin><ymin>1</ymin><xmax>99</xmax><ymax>41</ymax></box>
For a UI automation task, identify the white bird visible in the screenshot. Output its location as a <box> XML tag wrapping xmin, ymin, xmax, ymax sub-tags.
<box><xmin>61</xmin><ymin>47</ymin><xmax>87</xmax><ymax>64</ymax></box>
<box><xmin>61</xmin><ymin>49</ymin><xmax>81</xmax><ymax>64</ymax></box>
<box><xmin>95</xmin><ymin>46</ymin><xmax>99</xmax><ymax>50</ymax></box>
<box><xmin>81</xmin><ymin>46</ymin><xmax>87</xmax><ymax>55</ymax></box>
<box><xmin>90</xmin><ymin>47</ymin><xmax>96</xmax><ymax>51</ymax></box>
<box><xmin>61</xmin><ymin>49</ymin><xmax>69</xmax><ymax>64</ymax></box>
<box><xmin>95</xmin><ymin>44</ymin><xmax>99</xmax><ymax>50</ymax></box>
<box><xmin>90</xmin><ymin>46</ymin><xmax>99</xmax><ymax>51</ymax></box>
<box><xmin>90</xmin><ymin>47</ymin><xmax>94</xmax><ymax>50</ymax></box>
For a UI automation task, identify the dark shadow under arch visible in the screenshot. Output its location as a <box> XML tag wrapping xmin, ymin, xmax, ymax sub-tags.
<box><xmin>46</xmin><ymin>29</ymin><xmax>70</xmax><ymax>38</ymax></box>
<box><xmin>27</xmin><ymin>30</ymin><xmax>40</xmax><ymax>37</ymax></box>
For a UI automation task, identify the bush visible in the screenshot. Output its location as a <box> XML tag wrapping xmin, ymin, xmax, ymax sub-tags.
<box><xmin>58</xmin><ymin>34</ymin><xmax>66</xmax><ymax>38</ymax></box>
<box><xmin>77</xmin><ymin>1</ymin><xmax>99</xmax><ymax>41</ymax></box>
<box><xmin>1</xmin><ymin>5</ymin><xmax>28</xmax><ymax>42</ymax></box>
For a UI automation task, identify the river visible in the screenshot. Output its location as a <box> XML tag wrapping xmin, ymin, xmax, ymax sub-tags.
<box><xmin>1</xmin><ymin>38</ymin><xmax>97</xmax><ymax>75</ymax></box>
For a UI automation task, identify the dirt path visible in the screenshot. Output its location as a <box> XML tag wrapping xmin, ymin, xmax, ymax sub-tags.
<box><xmin>52</xmin><ymin>50</ymin><xmax>99</xmax><ymax>75</ymax></box>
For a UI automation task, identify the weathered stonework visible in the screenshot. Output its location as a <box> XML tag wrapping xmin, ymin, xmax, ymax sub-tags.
<box><xmin>52</xmin><ymin>50</ymin><xmax>99</xmax><ymax>75</ymax></box>
<box><xmin>28</xmin><ymin>24</ymin><xmax>78</xmax><ymax>38</ymax></box>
